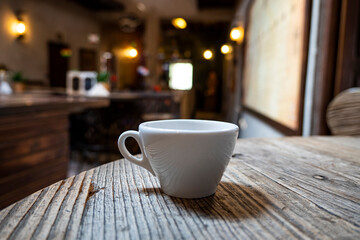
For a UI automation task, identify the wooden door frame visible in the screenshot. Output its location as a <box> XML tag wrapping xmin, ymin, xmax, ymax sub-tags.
<box><xmin>310</xmin><ymin>0</ymin><xmax>342</xmax><ymax>135</ymax></box>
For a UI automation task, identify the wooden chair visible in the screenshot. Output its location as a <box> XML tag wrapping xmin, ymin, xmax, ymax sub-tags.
<box><xmin>326</xmin><ymin>88</ymin><xmax>360</xmax><ymax>135</ymax></box>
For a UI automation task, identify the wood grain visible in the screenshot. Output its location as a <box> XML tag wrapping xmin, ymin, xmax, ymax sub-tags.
<box><xmin>0</xmin><ymin>94</ymin><xmax>109</xmax><ymax>210</ymax></box>
<box><xmin>327</xmin><ymin>88</ymin><xmax>360</xmax><ymax>135</ymax></box>
<box><xmin>0</xmin><ymin>136</ymin><xmax>359</xmax><ymax>239</ymax></box>
<box><xmin>0</xmin><ymin>111</ymin><xmax>69</xmax><ymax>210</ymax></box>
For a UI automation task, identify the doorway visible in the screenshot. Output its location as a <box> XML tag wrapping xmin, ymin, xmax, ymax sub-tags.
<box><xmin>48</xmin><ymin>42</ymin><xmax>69</xmax><ymax>88</ymax></box>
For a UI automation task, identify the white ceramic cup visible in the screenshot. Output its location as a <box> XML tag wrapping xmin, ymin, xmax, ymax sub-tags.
<box><xmin>118</xmin><ymin>119</ymin><xmax>239</xmax><ymax>198</ymax></box>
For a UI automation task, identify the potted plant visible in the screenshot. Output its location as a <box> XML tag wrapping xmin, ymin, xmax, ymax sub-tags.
<box><xmin>97</xmin><ymin>71</ymin><xmax>110</xmax><ymax>90</ymax></box>
<box><xmin>11</xmin><ymin>71</ymin><xmax>26</xmax><ymax>92</ymax></box>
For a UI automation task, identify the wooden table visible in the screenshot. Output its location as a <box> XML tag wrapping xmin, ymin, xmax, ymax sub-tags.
<box><xmin>0</xmin><ymin>136</ymin><xmax>359</xmax><ymax>239</ymax></box>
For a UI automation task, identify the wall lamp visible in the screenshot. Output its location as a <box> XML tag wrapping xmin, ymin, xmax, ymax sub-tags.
<box><xmin>124</xmin><ymin>47</ymin><xmax>138</xmax><ymax>59</ymax></box>
<box><xmin>230</xmin><ymin>26</ymin><xmax>244</xmax><ymax>44</ymax></box>
<box><xmin>14</xmin><ymin>10</ymin><xmax>26</xmax><ymax>40</ymax></box>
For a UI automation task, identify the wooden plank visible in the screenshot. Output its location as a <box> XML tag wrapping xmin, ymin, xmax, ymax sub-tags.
<box><xmin>6</xmin><ymin>181</ymin><xmax>63</xmax><ymax>240</ymax></box>
<box><xmin>44</xmin><ymin>170</ymin><xmax>87</xmax><ymax>239</ymax></box>
<box><xmin>63</xmin><ymin>169</ymin><xmax>94</xmax><ymax>239</ymax></box>
<box><xmin>317</xmin><ymin>136</ymin><xmax>360</xmax><ymax>149</ymax></box>
<box><xmin>0</xmin><ymin>204</ymin><xmax>13</xmax><ymax>223</ymax></box>
<box><xmin>0</xmin><ymin>190</ymin><xmax>43</xmax><ymax>239</ymax></box>
<box><xmin>0</xmin><ymin>132</ymin><xmax>68</xmax><ymax>161</ymax></box>
<box><xmin>30</xmin><ymin>176</ymin><xmax>75</xmax><ymax>239</ymax></box>
<box><xmin>0</xmin><ymin>115</ymin><xmax>68</xmax><ymax>134</ymax></box>
<box><xmin>0</xmin><ymin>114</ymin><xmax>68</xmax><ymax>137</ymax></box>
<box><xmin>0</xmin><ymin>119</ymin><xmax>68</xmax><ymax>145</ymax></box>
<box><xmin>0</xmin><ymin>155</ymin><xmax>68</xmax><ymax>192</ymax></box>
<box><xmin>112</xmin><ymin>160</ymin><xmax>131</xmax><ymax>239</ymax></box>
<box><xmin>91</xmin><ymin>159</ymin><xmax>106</xmax><ymax>240</ymax></box>
<box><xmin>0</xmin><ymin>158</ymin><xmax>68</xmax><ymax>209</ymax></box>
<box><xmin>0</xmin><ymin>141</ymin><xmax>68</xmax><ymax>177</ymax></box>
<box><xmin>224</xmin><ymin>160</ymin><xmax>359</xmax><ymax>238</ymax></box>
<box><xmin>0</xmin><ymin>137</ymin><xmax>359</xmax><ymax>239</ymax></box>
<box><xmin>282</xmin><ymin>136</ymin><xmax>360</xmax><ymax>166</ymax></box>
<box><xmin>0</xmin><ymin>171</ymin><xmax>66</xmax><ymax>211</ymax></box>
<box><xmin>103</xmin><ymin>163</ymin><xmax>116</xmax><ymax>240</ymax></box>
<box><xmin>260</xmin><ymin>137</ymin><xmax>360</xmax><ymax>181</ymax></box>
<box><xmin>233</xmin><ymin>138</ymin><xmax>360</xmax><ymax>226</ymax></box>
<box><xmin>0</xmin><ymin>110</ymin><xmax>69</xmax><ymax>127</ymax></box>
<box><xmin>132</xmin><ymin>161</ymin><xmax>194</xmax><ymax>239</ymax></box>
<box><xmin>0</xmin><ymin>117</ymin><xmax>68</xmax><ymax>142</ymax></box>
<box><xmin>77</xmin><ymin>166</ymin><xmax>99</xmax><ymax>239</ymax></box>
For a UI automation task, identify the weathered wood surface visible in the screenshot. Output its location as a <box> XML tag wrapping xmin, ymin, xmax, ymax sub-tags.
<box><xmin>0</xmin><ymin>136</ymin><xmax>359</xmax><ymax>239</ymax></box>
<box><xmin>327</xmin><ymin>88</ymin><xmax>360</xmax><ymax>135</ymax></box>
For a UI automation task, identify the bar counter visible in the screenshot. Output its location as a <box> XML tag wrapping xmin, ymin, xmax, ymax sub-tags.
<box><xmin>0</xmin><ymin>93</ymin><xmax>108</xmax><ymax>114</ymax></box>
<box><xmin>0</xmin><ymin>93</ymin><xmax>109</xmax><ymax>209</ymax></box>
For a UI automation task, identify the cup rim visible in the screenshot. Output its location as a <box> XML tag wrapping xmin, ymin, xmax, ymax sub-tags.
<box><xmin>139</xmin><ymin>119</ymin><xmax>239</xmax><ymax>134</ymax></box>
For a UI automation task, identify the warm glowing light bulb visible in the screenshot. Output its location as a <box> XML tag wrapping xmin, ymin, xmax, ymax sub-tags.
<box><xmin>172</xmin><ymin>18</ymin><xmax>187</xmax><ymax>29</ymax></box>
<box><xmin>230</xmin><ymin>26</ymin><xmax>244</xmax><ymax>42</ymax></box>
<box><xmin>16</xmin><ymin>22</ymin><xmax>26</xmax><ymax>34</ymax></box>
<box><xmin>221</xmin><ymin>44</ymin><xmax>232</xmax><ymax>54</ymax></box>
<box><xmin>124</xmin><ymin>47</ymin><xmax>138</xmax><ymax>59</ymax></box>
<box><xmin>129</xmin><ymin>48</ymin><xmax>138</xmax><ymax>58</ymax></box>
<box><xmin>203</xmin><ymin>50</ymin><xmax>213</xmax><ymax>60</ymax></box>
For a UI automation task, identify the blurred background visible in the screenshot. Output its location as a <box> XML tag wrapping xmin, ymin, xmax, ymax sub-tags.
<box><xmin>0</xmin><ymin>0</ymin><xmax>359</xmax><ymax>208</ymax></box>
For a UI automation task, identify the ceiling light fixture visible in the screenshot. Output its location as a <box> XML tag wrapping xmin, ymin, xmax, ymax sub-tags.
<box><xmin>203</xmin><ymin>50</ymin><xmax>213</xmax><ymax>60</ymax></box>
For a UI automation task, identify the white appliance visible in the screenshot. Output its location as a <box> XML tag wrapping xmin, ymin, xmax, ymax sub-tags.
<box><xmin>66</xmin><ymin>71</ymin><xmax>97</xmax><ymax>95</ymax></box>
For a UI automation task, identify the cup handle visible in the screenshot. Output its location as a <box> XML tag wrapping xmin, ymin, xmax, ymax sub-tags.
<box><xmin>118</xmin><ymin>130</ymin><xmax>155</xmax><ymax>176</ymax></box>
